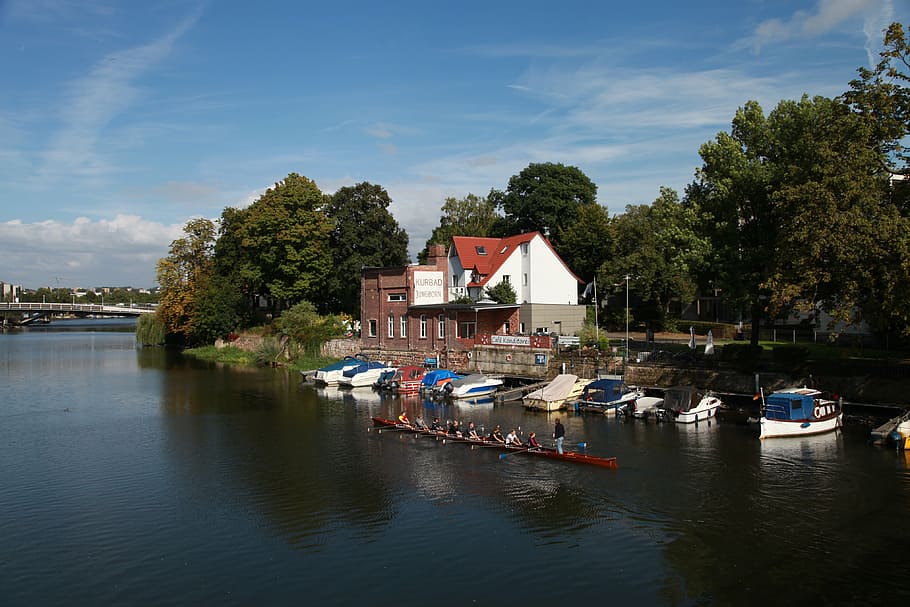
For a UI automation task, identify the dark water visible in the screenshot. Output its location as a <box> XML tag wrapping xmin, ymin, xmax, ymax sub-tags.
<box><xmin>1</xmin><ymin>322</ymin><xmax>909</xmax><ymax>606</ymax></box>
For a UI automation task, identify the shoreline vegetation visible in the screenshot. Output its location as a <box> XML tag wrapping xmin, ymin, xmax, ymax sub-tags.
<box><xmin>183</xmin><ymin>343</ymin><xmax>337</xmax><ymax>373</ymax></box>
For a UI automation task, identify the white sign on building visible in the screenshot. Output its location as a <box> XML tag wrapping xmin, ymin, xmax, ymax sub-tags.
<box><xmin>413</xmin><ymin>271</ymin><xmax>445</xmax><ymax>305</ymax></box>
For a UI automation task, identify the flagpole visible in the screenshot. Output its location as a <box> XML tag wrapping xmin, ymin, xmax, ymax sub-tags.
<box><xmin>593</xmin><ymin>277</ymin><xmax>598</xmax><ymax>343</ymax></box>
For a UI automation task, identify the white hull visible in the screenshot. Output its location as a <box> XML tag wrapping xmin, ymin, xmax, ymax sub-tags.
<box><xmin>668</xmin><ymin>396</ymin><xmax>722</xmax><ymax>424</ymax></box>
<box><xmin>629</xmin><ymin>396</ymin><xmax>663</xmax><ymax>418</ymax></box>
<box><xmin>449</xmin><ymin>384</ymin><xmax>501</xmax><ymax>399</ymax></box>
<box><xmin>759</xmin><ymin>412</ymin><xmax>843</xmax><ymax>439</ymax></box>
<box><xmin>524</xmin><ymin>376</ymin><xmax>587</xmax><ymax>412</ymax></box>
<box><xmin>314</xmin><ymin>368</ymin><xmax>349</xmax><ymax>385</ymax></box>
<box><xmin>338</xmin><ymin>368</ymin><xmax>393</xmax><ymax>388</ymax></box>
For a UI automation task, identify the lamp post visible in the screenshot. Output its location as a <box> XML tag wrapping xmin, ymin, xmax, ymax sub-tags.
<box><xmin>625</xmin><ymin>274</ymin><xmax>630</xmax><ymax>367</ymax></box>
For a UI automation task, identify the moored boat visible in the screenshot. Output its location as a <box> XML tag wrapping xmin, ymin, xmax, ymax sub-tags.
<box><xmin>658</xmin><ymin>386</ymin><xmax>722</xmax><ymax>424</ymax></box>
<box><xmin>370</xmin><ymin>417</ymin><xmax>617</xmax><ymax>468</ymax></box>
<box><xmin>443</xmin><ymin>373</ymin><xmax>503</xmax><ymax>400</ymax></box>
<box><xmin>574</xmin><ymin>376</ymin><xmax>643</xmax><ymax>414</ymax></box>
<box><xmin>523</xmin><ymin>374</ymin><xmax>588</xmax><ymax>412</ymax></box>
<box><xmin>388</xmin><ymin>365</ymin><xmax>426</xmax><ymax>395</ymax></box>
<box><xmin>759</xmin><ymin>387</ymin><xmax>843</xmax><ymax>439</ymax></box>
<box><xmin>421</xmin><ymin>369</ymin><xmax>463</xmax><ymax>394</ymax></box>
<box><xmin>338</xmin><ymin>360</ymin><xmax>394</xmax><ymax>388</ymax></box>
<box><xmin>313</xmin><ymin>354</ymin><xmax>368</xmax><ymax>385</ymax></box>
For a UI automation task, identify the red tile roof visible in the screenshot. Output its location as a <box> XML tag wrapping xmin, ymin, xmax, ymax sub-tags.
<box><xmin>450</xmin><ymin>231</ymin><xmax>582</xmax><ymax>287</ymax></box>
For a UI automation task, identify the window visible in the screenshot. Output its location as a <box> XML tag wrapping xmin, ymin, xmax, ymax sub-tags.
<box><xmin>475</xmin><ymin>245</ymin><xmax>487</xmax><ymax>255</ymax></box>
<box><xmin>400</xmin><ymin>315</ymin><xmax>407</xmax><ymax>337</ymax></box>
<box><xmin>503</xmin><ymin>320</ymin><xmax>511</xmax><ymax>334</ymax></box>
<box><xmin>459</xmin><ymin>322</ymin><xmax>476</xmax><ymax>339</ymax></box>
<box><xmin>438</xmin><ymin>314</ymin><xmax>446</xmax><ymax>339</ymax></box>
<box><xmin>368</xmin><ymin>319</ymin><xmax>377</xmax><ymax>337</ymax></box>
<box><xmin>452</xmin><ymin>275</ymin><xmax>460</xmax><ymax>287</ymax></box>
<box><xmin>522</xmin><ymin>273</ymin><xmax>528</xmax><ymax>286</ymax></box>
<box><xmin>419</xmin><ymin>314</ymin><xmax>427</xmax><ymax>339</ymax></box>
<box><xmin>502</xmin><ymin>275</ymin><xmax>510</xmax><ymax>283</ymax></box>
<box><xmin>520</xmin><ymin>322</ymin><xmax>525</xmax><ymax>333</ymax></box>
<box><xmin>499</xmin><ymin>245</ymin><xmax>509</xmax><ymax>254</ymax></box>
<box><xmin>521</xmin><ymin>242</ymin><xmax>529</xmax><ymax>255</ymax></box>
<box><xmin>388</xmin><ymin>293</ymin><xmax>406</xmax><ymax>302</ymax></box>
<box><xmin>388</xmin><ymin>314</ymin><xmax>394</xmax><ymax>338</ymax></box>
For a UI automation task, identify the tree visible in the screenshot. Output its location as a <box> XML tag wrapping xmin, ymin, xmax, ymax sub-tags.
<box><xmin>417</xmin><ymin>193</ymin><xmax>499</xmax><ymax>263</ymax></box>
<box><xmin>686</xmin><ymin>101</ymin><xmax>778</xmax><ymax>345</ymax></box>
<box><xmin>555</xmin><ymin>203</ymin><xmax>614</xmax><ymax>283</ymax></box>
<box><xmin>492</xmin><ymin>162</ymin><xmax>598</xmax><ymax>245</ymax></box>
<box><xmin>842</xmin><ymin>22</ymin><xmax>910</xmax><ymax>176</ymax></box>
<box><xmin>214</xmin><ymin>173</ymin><xmax>333</xmax><ymax>314</ymax></box>
<box><xmin>155</xmin><ymin>218</ymin><xmax>217</xmax><ymax>344</ymax></box>
<box><xmin>325</xmin><ymin>182</ymin><xmax>409</xmax><ymax>315</ymax></box>
<box><xmin>606</xmin><ymin>188</ymin><xmax>709</xmax><ymax>330</ymax></box>
<box><xmin>485</xmin><ymin>280</ymin><xmax>517</xmax><ymax>304</ymax></box>
<box><xmin>275</xmin><ymin>300</ymin><xmax>345</xmax><ymax>357</ymax></box>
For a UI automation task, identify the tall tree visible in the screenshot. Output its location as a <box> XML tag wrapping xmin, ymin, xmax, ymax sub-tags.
<box><xmin>606</xmin><ymin>188</ymin><xmax>709</xmax><ymax>330</ymax></box>
<box><xmin>215</xmin><ymin>173</ymin><xmax>332</xmax><ymax>314</ymax></box>
<box><xmin>325</xmin><ymin>182</ymin><xmax>409</xmax><ymax>315</ymax></box>
<box><xmin>555</xmin><ymin>203</ymin><xmax>614</xmax><ymax>283</ymax></box>
<box><xmin>491</xmin><ymin>162</ymin><xmax>598</xmax><ymax>245</ymax></box>
<box><xmin>417</xmin><ymin>193</ymin><xmax>499</xmax><ymax>263</ymax></box>
<box><xmin>156</xmin><ymin>218</ymin><xmax>217</xmax><ymax>344</ymax></box>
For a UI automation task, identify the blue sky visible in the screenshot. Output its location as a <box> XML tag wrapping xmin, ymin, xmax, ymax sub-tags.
<box><xmin>0</xmin><ymin>0</ymin><xmax>905</xmax><ymax>289</ymax></box>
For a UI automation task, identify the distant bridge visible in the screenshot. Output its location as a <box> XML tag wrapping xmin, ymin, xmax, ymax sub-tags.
<box><xmin>0</xmin><ymin>302</ymin><xmax>154</xmax><ymax>325</ymax></box>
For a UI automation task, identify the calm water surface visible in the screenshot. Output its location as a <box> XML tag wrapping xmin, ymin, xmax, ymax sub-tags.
<box><xmin>1</xmin><ymin>322</ymin><xmax>909</xmax><ymax>606</ymax></box>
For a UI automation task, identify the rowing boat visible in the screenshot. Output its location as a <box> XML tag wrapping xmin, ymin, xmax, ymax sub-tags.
<box><xmin>370</xmin><ymin>417</ymin><xmax>618</xmax><ymax>469</ymax></box>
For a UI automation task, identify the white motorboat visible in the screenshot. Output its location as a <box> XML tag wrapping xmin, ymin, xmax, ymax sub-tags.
<box><xmin>574</xmin><ymin>376</ymin><xmax>644</xmax><ymax>414</ymax></box>
<box><xmin>313</xmin><ymin>355</ymin><xmax>368</xmax><ymax>386</ymax></box>
<box><xmin>443</xmin><ymin>373</ymin><xmax>503</xmax><ymax>400</ymax></box>
<box><xmin>759</xmin><ymin>387</ymin><xmax>843</xmax><ymax>439</ymax></box>
<box><xmin>658</xmin><ymin>386</ymin><xmax>722</xmax><ymax>424</ymax></box>
<box><xmin>338</xmin><ymin>361</ymin><xmax>394</xmax><ymax>388</ymax></box>
<box><xmin>524</xmin><ymin>374</ymin><xmax>588</xmax><ymax>412</ymax></box>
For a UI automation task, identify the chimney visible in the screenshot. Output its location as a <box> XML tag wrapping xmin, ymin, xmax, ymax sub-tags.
<box><xmin>427</xmin><ymin>244</ymin><xmax>447</xmax><ymax>270</ymax></box>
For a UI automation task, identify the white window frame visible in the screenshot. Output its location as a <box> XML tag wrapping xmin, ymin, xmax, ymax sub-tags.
<box><xmin>437</xmin><ymin>314</ymin><xmax>445</xmax><ymax>339</ymax></box>
<box><xmin>419</xmin><ymin>314</ymin><xmax>427</xmax><ymax>339</ymax></box>
<box><xmin>368</xmin><ymin>319</ymin><xmax>377</xmax><ymax>337</ymax></box>
<box><xmin>388</xmin><ymin>293</ymin><xmax>406</xmax><ymax>302</ymax></box>
<box><xmin>388</xmin><ymin>314</ymin><xmax>394</xmax><ymax>338</ymax></box>
<box><xmin>400</xmin><ymin>315</ymin><xmax>407</xmax><ymax>338</ymax></box>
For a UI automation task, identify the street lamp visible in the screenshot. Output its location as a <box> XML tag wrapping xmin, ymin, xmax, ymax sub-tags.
<box><xmin>625</xmin><ymin>274</ymin><xmax>631</xmax><ymax>367</ymax></box>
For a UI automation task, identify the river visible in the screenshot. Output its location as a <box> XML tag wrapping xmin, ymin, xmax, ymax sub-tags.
<box><xmin>1</xmin><ymin>321</ymin><xmax>908</xmax><ymax>606</ymax></box>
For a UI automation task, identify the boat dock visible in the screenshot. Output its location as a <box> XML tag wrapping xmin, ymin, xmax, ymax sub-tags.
<box><xmin>496</xmin><ymin>380</ymin><xmax>549</xmax><ymax>402</ymax></box>
<box><xmin>870</xmin><ymin>409</ymin><xmax>910</xmax><ymax>444</ymax></box>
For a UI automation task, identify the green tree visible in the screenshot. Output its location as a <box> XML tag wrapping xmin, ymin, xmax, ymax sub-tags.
<box><xmin>485</xmin><ymin>280</ymin><xmax>517</xmax><ymax>304</ymax></box>
<box><xmin>417</xmin><ymin>193</ymin><xmax>499</xmax><ymax>263</ymax></box>
<box><xmin>275</xmin><ymin>300</ymin><xmax>345</xmax><ymax>357</ymax></box>
<box><xmin>606</xmin><ymin>188</ymin><xmax>709</xmax><ymax>330</ymax></box>
<box><xmin>326</xmin><ymin>182</ymin><xmax>409</xmax><ymax>315</ymax></box>
<box><xmin>491</xmin><ymin>162</ymin><xmax>598</xmax><ymax>245</ymax></box>
<box><xmin>555</xmin><ymin>202</ymin><xmax>614</xmax><ymax>282</ymax></box>
<box><xmin>215</xmin><ymin>173</ymin><xmax>333</xmax><ymax>314</ymax></box>
<box><xmin>189</xmin><ymin>272</ymin><xmax>250</xmax><ymax>345</ymax></box>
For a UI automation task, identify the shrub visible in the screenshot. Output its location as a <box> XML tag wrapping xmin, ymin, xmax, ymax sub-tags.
<box><xmin>720</xmin><ymin>343</ymin><xmax>764</xmax><ymax>372</ymax></box>
<box><xmin>136</xmin><ymin>313</ymin><xmax>166</xmax><ymax>346</ymax></box>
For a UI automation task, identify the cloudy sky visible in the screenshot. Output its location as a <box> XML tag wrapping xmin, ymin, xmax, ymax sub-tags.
<box><xmin>0</xmin><ymin>0</ymin><xmax>904</xmax><ymax>289</ymax></box>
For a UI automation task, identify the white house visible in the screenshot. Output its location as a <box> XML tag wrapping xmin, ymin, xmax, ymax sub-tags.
<box><xmin>447</xmin><ymin>232</ymin><xmax>585</xmax><ymax>335</ymax></box>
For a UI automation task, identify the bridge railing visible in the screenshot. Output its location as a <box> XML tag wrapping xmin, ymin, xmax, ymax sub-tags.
<box><xmin>0</xmin><ymin>302</ymin><xmax>153</xmax><ymax>314</ymax></box>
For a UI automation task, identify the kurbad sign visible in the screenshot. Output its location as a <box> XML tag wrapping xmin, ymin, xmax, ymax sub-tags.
<box><xmin>413</xmin><ymin>271</ymin><xmax>444</xmax><ymax>305</ymax></box>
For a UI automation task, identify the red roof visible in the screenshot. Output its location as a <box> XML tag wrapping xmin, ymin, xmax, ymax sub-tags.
<box><xmin>450</xmin><ymin>232</ymin><xmax>582</xmax><ymax>287</ymax></box>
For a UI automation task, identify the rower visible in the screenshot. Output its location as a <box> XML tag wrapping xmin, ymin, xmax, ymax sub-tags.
<box><xmin>526</xmin><ymin>431</ymin><xmax>541</xmax><ymax>449</ymax></box>
<box><xmin>464</xmin><ymin>421</ymin><xmax>481</xmax><ymax>440</ymax></box>
<box><xmin>413</xmin><ymin>415</ymin><xmax>428</xmax><ymax>431</ymax></box>
<box><xmin>489</xmin><ymin>425</ymin><xmax>505</xmax><ymax>444</ymax></box>
<box><xmin>505</xmin><ymin>427</ymin><xmax>522</xmax><ymax>447</ymax></box>
<box><xmin>398</xmin><ymin>410</ymin><xmax>410</xmax><ymax>425</ymax></box>
<box><xmin>447</xmin><ymin>420</ymin><xmax>462</xmax><ymax>437</ymax></box>
<box><xmin>430</xmin><ymin>417</ymin><xmax>445</xmax><ymax>435</ymax></box>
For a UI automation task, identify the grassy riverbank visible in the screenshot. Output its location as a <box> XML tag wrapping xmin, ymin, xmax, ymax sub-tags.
<box><xmin>183</xmin><ymin>344</ymin><xmax>338</xmax><ymax>372</ymax></box>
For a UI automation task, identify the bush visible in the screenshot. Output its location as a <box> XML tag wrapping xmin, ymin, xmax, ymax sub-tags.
<box><xmin>136</xmin><ymin>313</ymin><xmax>166</xmax><ymax>346</ymax></box>
<box><xmin>255</xmin><ymin>336</ymin><xmax>284</xmax><ymax>367</ymax></box>
<box><xmin>773</xmin><ymin>345</ymin><xmax>809</xmax><ymax>371</ymax></box>
<box><xmin>720</xmin><ymin>343</ymin><xmax>764</xmax><ymax>372</ymax></box>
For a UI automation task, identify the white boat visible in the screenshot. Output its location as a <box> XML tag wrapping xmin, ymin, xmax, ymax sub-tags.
<box><xmin>443</xmin><ymin>373</ymin><xmax>503</xmax><ymax>400</ymax></box>
<box><xmin>622</xmin><ymin>396</ymin><xmax>664</xmax><ymax>419</ymax></box>
<box><xmin>574</xmin><ymin>376</ymin><xmax>644</xmax><ymax>414</ymax></box>
<box><xmin>759</xmin><ymin>387</ymin><xmax>843</xmax><ymax>439</ymax></box>
<box><xmin>338</xmin><ymin>361</ymin><xmax>394</xmax><ymax>388</ymax></box>
<box><xmin>658</xmin><ymin>386</ymin><xmax>722</xmax><ymax>424</ymax></box>
<box><xmin>524</xmin><ymin>374</ymin><xmax>588</xmax><ymax>412</ymax></box>
<box><xmin>313</xmin><ymin>355</ymin><xmax>367</xmax><ymax>386</ymax></box>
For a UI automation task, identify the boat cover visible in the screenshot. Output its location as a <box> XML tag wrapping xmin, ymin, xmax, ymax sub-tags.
<box><xmin>525</xmin><ymin>374</ymin><xmax>579</xmax><ymax>402</ymax></box>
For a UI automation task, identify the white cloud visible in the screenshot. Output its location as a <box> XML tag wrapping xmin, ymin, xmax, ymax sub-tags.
<box><xmin>0</xmin><ymin>215</ymin><xmax>185</xmax><ymax>288</ymax></box>
<box><xmin>746</xmin><ymin>0</ymin><xmax>879</xmax><ymax>51</ymax></box>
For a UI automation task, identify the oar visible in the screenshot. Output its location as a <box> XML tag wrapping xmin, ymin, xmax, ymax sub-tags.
<box><xmin>499</xmin><ymin>448</ymin><xmax>530</xmax><ymax>460</ymax></box>
<box><xmin>370</xmin><ymin>426</ymin><xmax>412</xmax><ymax>434</ymax></box>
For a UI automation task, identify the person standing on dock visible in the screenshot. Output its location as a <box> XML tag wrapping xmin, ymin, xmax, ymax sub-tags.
<box><xmin>553</xmin><ymin>418</ymin><xmax>565</xmax><ymax>454</ymax></box>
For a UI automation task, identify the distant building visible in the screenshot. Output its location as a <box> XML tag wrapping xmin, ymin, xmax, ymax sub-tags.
<box><xmin>1</xmin><ymin>281</ymin><xmax>22</xmax><ymax>302</ymax></box>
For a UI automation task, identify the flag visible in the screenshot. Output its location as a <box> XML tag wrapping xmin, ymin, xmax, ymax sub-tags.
<box><xmin>582</xmin><ymin>281</ymin><xmax>595</xmax><ymax>299</ymax></box>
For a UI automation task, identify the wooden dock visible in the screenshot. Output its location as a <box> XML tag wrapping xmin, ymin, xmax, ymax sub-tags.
<box><xmin>496</xmin><ymin>380</ymin><xmax>549</xmax><ymax>402</ymax></box>
<box><xmin>870</xmin><ymin>410</ymin><xmax>910</xmax><ymax>444</ymax></box>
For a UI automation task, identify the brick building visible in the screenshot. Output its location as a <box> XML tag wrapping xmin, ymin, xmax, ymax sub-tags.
<box><xmin>360</xmin><ymin>244</ymin><xmax>520</xmax><ymax>357</ymax></box>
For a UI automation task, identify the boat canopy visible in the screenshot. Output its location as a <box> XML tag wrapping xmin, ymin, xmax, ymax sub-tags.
<box><xmin>663</xmin><ymin>387</ymin><xmax>701</xmax><ymax>413</ymax></box>
<box><xmin>764</xmin><ymin>390</ymin><xmax>817</xmax><ymax>421</ymax></box>
<box><xmin>342</xmin><ymin>360</ymin><xmax>387</xmax><ymax>377</ymax></box>
<box><xmin>581</xmin><ymin>378</ymin><xmax>626</xmax><ymax>403</ymax></box>
<box><xmin>318</xmin><ymin>354</ymin><xmax>366</xmax><ymax>372</ymax></box>
<box><xmin>526</xmin><ymin>374</ymin><xmax>578</xmax><ymax>401</ymax></box>
<box><xmin>395</xmin><ymin>366</ymin><xmax>425</xmax><ymax>381</ymax></box>
<box><xmin>421</xmin><ymin>369</ymin><xmax>461</xmax><ymax>387</ymax></box>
